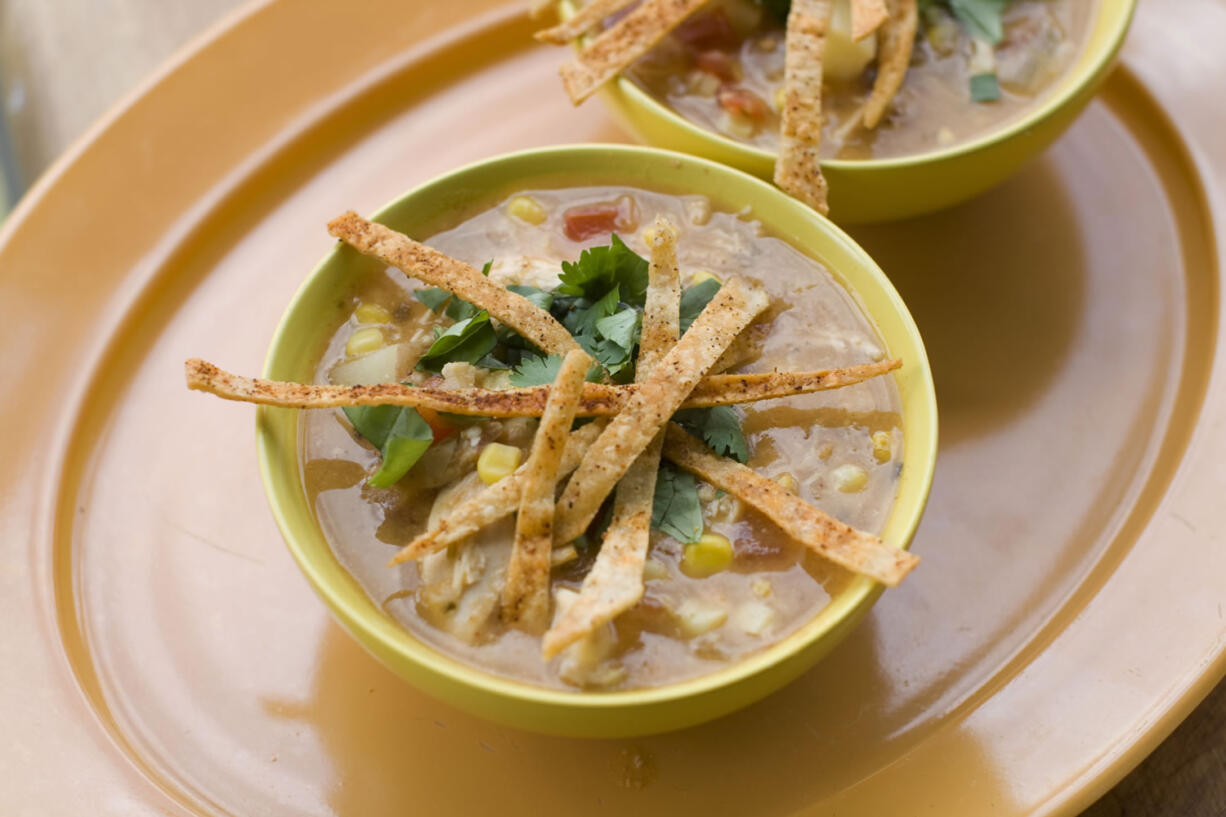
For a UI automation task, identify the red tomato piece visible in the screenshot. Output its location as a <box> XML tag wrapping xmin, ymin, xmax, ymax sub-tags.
<box><xmin>717</xmin><ymin>85</ymin><xmax>768</xmax><ymax>121</ymax></box>
<box><xmin>562</xmin><ymin>196</ymin><xmax>638</xmax><ymax>242</ymax></box>
<box><xmin>415</xmin><ymin>405</ymin><xmax>459</xmax><ymax>443</ymax></box>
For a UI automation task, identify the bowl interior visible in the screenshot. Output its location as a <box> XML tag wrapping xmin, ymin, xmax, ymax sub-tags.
<box><xmin>602</xmin><ymin>0</ymin><xmax>1137</xmax><ymax>170</ymax></box>
<box><xmin>257</xmin><ymin>144</ymin><xmax>937</xmax><ymax>715</ymax></box>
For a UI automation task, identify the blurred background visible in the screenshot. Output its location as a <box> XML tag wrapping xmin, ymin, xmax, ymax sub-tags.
<box><xmin>0</xmin><ymin>0</ymin><xmax>244</xmax><ymax>210</ymax></box>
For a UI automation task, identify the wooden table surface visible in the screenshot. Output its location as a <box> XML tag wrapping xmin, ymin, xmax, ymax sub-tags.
<box><xmin>2</xmin><ymin>0</ymin><xmax>1222</xmax><ymax>813</ymax></box>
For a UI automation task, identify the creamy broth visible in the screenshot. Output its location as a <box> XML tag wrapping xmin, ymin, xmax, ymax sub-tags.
<box><xmin>301</xmin><ymin>186</ymin><xmax>902</xmax><ymax>690</ymax></box>
<box><xmin>625</xmin><ymin>0</ymin><xmax>1095</xmax><ymax>159</ymax></box>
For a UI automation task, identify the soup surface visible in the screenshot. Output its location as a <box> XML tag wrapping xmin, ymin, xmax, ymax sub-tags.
<box><xmin>301</xmin><ymin>186</ymin><xmax>902</xmax><ymax>690</ymax></box>
<box><xmin>625</xmin><ymin>0</ymin><xmax>1095</xmax><ymax>159</ymax></box>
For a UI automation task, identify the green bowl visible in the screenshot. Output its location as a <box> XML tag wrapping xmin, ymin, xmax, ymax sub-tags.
<box><xmin>579</xmin><ymin>0</ymin><xmax>1136</xmax><ymax>223</ymax></box>
<box><xmin>257</xmin><ymin>144</ymin><xmax>937</xmax><ymax>737</ymax></box>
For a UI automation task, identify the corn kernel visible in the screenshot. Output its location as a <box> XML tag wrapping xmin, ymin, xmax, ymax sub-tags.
<box><xmin>872</xmin><ymin>430</ymin><xmax>892</xmax><ymax>463</ymax></box>
<box><xmin>643</xmin><ymin>558</ymin><xmax>669</xmax><ymax>582</ymax></box>
<box><xmin>689</xmin><ymin>270</ymin><xmax>721</xmax><ymax>287</ymax></box>
<box><xmin>751</xmin><ymin>578</ymin><xmax>772</xmax><ymax>598</ymax></box>
<box><xmin>681</xmin><ymin>533</ymin><xmax>734</xmax><ymax>578</ymax></box>
<box><xmin>641</xmin><ymin>225</ymin><xmax>658</xmax><ymax>247</ymax></box>
<box><xmin>774</xmin><ymin>472</ymin><xmax>798</xmax><ymax>493</ymax></box>
<box><xmin>354</xmin><ymin>302</ymin><xmax>392</xmax><ymax>324</ymax></box>
<box><xmin>831</xmin><ymin>464</ymin><xmax>869</xmax><ymax>493</ymax></box>
<box><xmin>507</xmin><ymin>195</ymin><xmax>547</xmax><ymax>225</ymax></box>
<box><xmin>477</xmin><ymin>443</ymin><xmax>522</xmax><ymax>484</ymax></box>
<box><xmin>345</xmin><ymin>327</ymin><xmax>385</xmax><ymax>357</ymax></box>
<box><xmin>773</xmin><ymin>85</ymin><xmax>787</xmax><ymax>111</ymax></box>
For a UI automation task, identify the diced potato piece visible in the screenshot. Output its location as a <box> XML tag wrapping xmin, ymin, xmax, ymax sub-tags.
<box><xmin>676</xmin><ymin>598</ymin><xmax>728</xmax><ymax>637</ymax></box>
<box><xmin>681</xmin><ymin>533</ymin><xmax>734</xmax><ymax>578</ymax></box>
<box><xmin>477</xmin><ymin>443</ymin><xmax>523</xmax><ymax>485</ymax></box>
<box><xmin>872</xmin><ymin>430</ymin><xmax>892</xmax><ymax>463</ymax></box>
<box><xmin>345</xmin><ymin>326</ymin><xmax>385</xmax><ymax>357</ymax></box>
<box><xmin>825</xmin><ymin>0</ymin><xmax>878</xmax><ymax>81</ymax></box>
<box><xmin>354</xmin><ymin>302</ymin><xmax>392</xmax><ymax>324</ymax></box>
<box><xmin>831</xmin><ymin>463</ymin><xmax>869</xmax><ymax>493</ymax></box>
<box><xmin>719</xmin><ymin>110</ymin><xmax>757</xmax><ymax>140</ymax></box>
<box><xmin>329</xmin><ymin>342</ymin><xmax>409</xmax><ymax>386</ymax></box>
<box><xmin>704</xmin><ymin>494</ymin><xmax>741</xmax><ymax>524</ymax></box>
<box><xmin>732</xmin><ymin>600</ymin><xmax>776</xmax><ymax>636</ymax></box>
<box><xmin>507</xmin><ymin>195</ymin><xmax>547</xmax><ymax>225</ymax></box>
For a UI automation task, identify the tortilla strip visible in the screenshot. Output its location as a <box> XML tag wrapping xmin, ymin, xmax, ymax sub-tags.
<box><xmin>559</xmin><ymin>0</ymin><xmax>708</xmax><ymax>104</ymax></box>
<box><xmin>388</xmin><ymin>422</ymin><xmax>605</xmax><ymax>565</ymax></box>
<box><xmin>774</xmin><ymin>0</ymin><xmax>834</xmax><ymax>215</ymax></box>
<box><xmin>851</xmin><ymin>0</ymin><xmax>889</xmax><ymax>40</ymax></box>
<box><xmin>185</xmin><ymin>357</ymin><xmax>900</xmax><ymax>415</ymax></box>
<box><xmin>535</xmin><ymin>0</ymin><xmax>636</xmax><ymax>44</ymax></box>
<box><xmin>327</xmin><ymin>212</ymin><xmax>580</xmax><ymax>355</ymax></box>
<box><xmin>862</xmin><ymin>0</ymin><xmax>918</xmax><ymax>129</ymax></box>
<box><xmin>501</xmin><ymin>349</ymin><xmax>592</xmax><ymax>628</ymax></box>
<box><xmin>662</xmin><ymin>424</ymin><xmax>918</xmax><ymax>586</ymax></box>
<box><xmin>553</xmin><ymin>276</ymin><xmax>770</xmax><ymax>546</ymax></box>
<box><xmin>542</xmin><ymin>217</ymin><xmax>681</xmax><ymax>659</ymax></box>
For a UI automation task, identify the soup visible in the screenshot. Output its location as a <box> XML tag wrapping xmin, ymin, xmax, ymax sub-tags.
<box><xmin>300</xmin><ymin>186</ymin><xmax>903</xmax><ymax>690</ymax></box>
<box><xmin>625</xmin><ymin>0</ymin><xmax>1094</xmax><ymax>159</ymax></box>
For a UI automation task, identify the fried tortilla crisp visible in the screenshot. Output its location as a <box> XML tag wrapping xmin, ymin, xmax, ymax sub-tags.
<box><xmin>186</xmin><ymin>357</ymin><xmax>900</xmax><ymax>415</ymax></box>
<box><xmin>553</xmin><ymin>276</ymin><xmax>770</xmax><ymax>546</ymax></box>
<box><xmin>559</xmin><ymin>0</ymin><xmax>708</xmax><ymax>104</ymax></box>
<box><xmin>328</xmin><ymin>212</ymin><xmax>580</xmax><ymax>355</ymax></box>
<box><xmin>663</xmin><ymin>424</ymin><xmax>918</xmax><ymax>585</ymax></box>
<box><xmin>542</xmin><ymin>217</ymin><xmax>681</xmax><ymax>659</ymax></box>
<box><xmin>774</xmin><ymin>0</ymin><xmax>834</xmax><ymax>215</ymax></box>
<box><xmin>851</xmin><ymin>0</ymin><xmax>889</xmax><ymax>40</ymax></box>
<box><xmin>502</xmin><ymin>349</ymin><xmax>592</xmax><ymax>628</ymax></box>
<box><xmin>388</xmin><ymin>422</ymin><xmax>604</xmax><ymax>565</ymax></box>
<box><xmin>862</xmin><ymin>0</ymin><xmax>918</xmax><ymax>129</ymax></box>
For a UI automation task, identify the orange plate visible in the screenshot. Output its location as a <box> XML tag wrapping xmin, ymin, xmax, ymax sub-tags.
<box><xmin>1</xmin><ymin>1</ymin><xmax>1223</xmax><ymax>814</ymax></box>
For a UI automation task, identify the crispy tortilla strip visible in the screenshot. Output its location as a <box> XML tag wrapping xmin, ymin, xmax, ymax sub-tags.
<box><xmin>862</xmin><ymin>0</ymin><xmax>918</xmax><ymax>129</ymax></box>
<box><xmin>774</xmin><ymin>0</ymin><xmax>834</xmax><ymax>215</ymax></box>
<box><xmin>502</xmin><ymin>349</ymin><xmax>592</xmax><ymax>628</ymax></box>
<box><xmin>327</xmin><ymin>212</ymin><xmax>580</xmax><ymax>355</ymax></box>
<box><xmin>535</xmin><ymin>0</ymin><xmax>636</xmax><ymax>44</ymax></box>
<box><xmin>186</xmin><ymin>357</ymin><xmax>899</xmax><ymax>415</ymax></box>
<box><xmin>663</xmin><ymin>424</ymin><xmax>918</xmax><ymax>585</ymax></box>
<box><xmin>553</xmin><ymin>277</ymin><xmax>770</xmax><ymax>545</ymax></box>
<box><xmin>388</xmin><ymin>422</ymin><xmax>605</xmax><ymax>565</ymax></box>
<box><xmin>542</xmin><ymin>217</ymin><xmax>681</xmax><ymax>659</ymax></box>
<box><xmin>558</xmin><ymin>0</ymin><xmax>708</xmax><ymax>104</ymax></box>
<box><xmin>851</xmin><ymin>0</ymin><xmax>889</xmax><ymax>40</ymax></box>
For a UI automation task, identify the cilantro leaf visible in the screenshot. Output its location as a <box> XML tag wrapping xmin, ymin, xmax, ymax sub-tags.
<box><xmin>507</xmin><ymin>284</ymin><xmax>555</xmax><ymax>312</ymax></box>
<box><xmin>595</xmin><ymin>308</ymin><xmax>640</xmax><ymax>354</ymax></box>
<box><xmin>674</xmin><ymin>406</ymin><xmax>750</xmax><ymax>463</ymax></box>
<box><xmin>557</xmin><ymin>234</ymin><xmax>648</xmax><ymax>306</ymax></box>
<box><xmin>947</xmin><ymin>0</ymin><xmax>1007</xmax><ymax>44</ymax></box>
<box><xmin>651</xmin><ymin>463</ymin><xmax>704</xmax><ymax>544</ymax></box>
<box><xmin>417</xmin><ymin>311</ymin><xmax>498</xmax><ymax>373</ymax></box>
<box><xmin>413</xmin><ymin>288</ymin><xmax>451</xmax><ymax>311</ymax></box>
<box><xmin>969</xmin><ymin>72</ymin><xmax>1001</xmax><ymax>102</ymax></box>
<box><xmin>679</xmin><ymin>278</ymin><xmax>722</xmax><ymax>334</ymax></box>
<box><xmin>509</xmin><ymin>353</ymin><xmax>604</xmax><ymax>387</ymax></box>
<box><xmin>562</xmin><ymin>285</ymin><xmax>622</xmax><ymax>343</ymax></box>
<box><xmin>343</xmin><ymin>404</ymin><xmax>434</xmax><ymax>488</ymax></box>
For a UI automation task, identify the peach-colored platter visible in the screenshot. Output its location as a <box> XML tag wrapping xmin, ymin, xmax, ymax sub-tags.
<box><xmin>1</xmin><ymin>0</ymin><xmax>1223</xmax><ymax>814</ymax></box>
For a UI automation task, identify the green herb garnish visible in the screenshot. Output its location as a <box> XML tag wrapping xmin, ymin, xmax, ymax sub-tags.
<box><xmin>417</xmin><ymin>310</ymin><xmax>498</xmax><ymax>373</ymax></box>
<box><xmin>679</xmin><ymin>278</ymin><xmax>722</xmax><ymax>334</ymax></box>
<box><xmin>969</xmin><ymin>72</ymin><xmax>1001</xmax><ymax>102</ymax></box>
<box><xmin>674</xmin><ymin>406</ymin><xmax>750</xmax><ymax>463</ymax></box>
<box><xmin>651</xmin><ymin>463</ymin><xmax>704</xmax><ymax>544</ymax></box>
<box><xmin>343</xmin><ymin>403</ymin><xmax>434</xmax><ymax>488</ymax></box>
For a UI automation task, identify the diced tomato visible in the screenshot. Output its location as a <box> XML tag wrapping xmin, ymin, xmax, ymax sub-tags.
<box><xmin>693</xmin><ymin>49</ymin><xmax>740</xmax><ymax>82</ymax></box>
<box><xmin>563</xmin><ymin>197</ymin><xmax>638</xmax><ymax>242</ymax></box>
<box><xmin>717</xmin><ymin>85</ymin><xmax>768</xmax><ymax>121</ymax></box>
<box><xmin>673</xmin><ymin>8</ymin><xmax>738</xmax><ymax>51</ymax></box>
<box><xmin>415</xmin><ymin>406</ymin><xmax>458</xmax><ymax>442</ymax></box>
